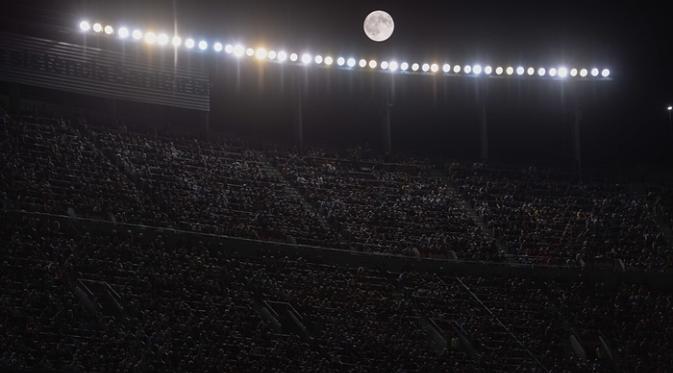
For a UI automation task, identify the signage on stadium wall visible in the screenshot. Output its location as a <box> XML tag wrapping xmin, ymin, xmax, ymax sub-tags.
<box><xmin>0</xmin><ymin>32</ymin><xmax>210</xmax><ymax>112</ymax></box>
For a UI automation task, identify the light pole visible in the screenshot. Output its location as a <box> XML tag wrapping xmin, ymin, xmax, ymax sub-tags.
<box><xmin>668</xmin><ymin>105</ymin><xmax>673</xmax><ymax>140</ymax></box>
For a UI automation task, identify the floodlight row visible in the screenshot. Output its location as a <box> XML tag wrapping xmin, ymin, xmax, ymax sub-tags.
<box><xmin>78</xmin><ymin>20</ymin><xmax>611</xmax><ymax>80</ymax></box>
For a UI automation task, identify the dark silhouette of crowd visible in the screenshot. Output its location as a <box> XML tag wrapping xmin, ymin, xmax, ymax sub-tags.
<box><xmin>2</xmin><ymin>111</ymin><xmax>672</xmax><ymax>269</ymax></box>
<box><xmin>1</xmin><ymin>108</ymin><xmax>672</xmax><ymax>372</ymax></box>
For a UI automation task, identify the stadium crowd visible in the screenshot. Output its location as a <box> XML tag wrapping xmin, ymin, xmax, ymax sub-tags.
<box><xmin>1</xmin><ymin>213</ymin><xmax>671</xmax><ymax>372</ymax></box>
<box><xmin>2</xmin><ymin>111</ymin><xmax>672</xmax><ymax>269</ymax></box>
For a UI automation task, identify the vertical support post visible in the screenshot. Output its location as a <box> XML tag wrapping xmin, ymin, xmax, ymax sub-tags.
<box><xmin>480</xmin><ymin>104</ymin><xmax>489</xmax><ymax>162</ymax></box>
<box><xmin>573</xmin><ymin>108</ymin><xmax>583</xmax><ymax>179</ymax></box>
<box><xmin>295</xmin><ymin>83</ymin><xmax>304</xmax><ymax>152</ymax></box>
<box><xmin>382</xmin><ymin>83</ymin><xmax>393</xmax><ymax>155</ymax></box>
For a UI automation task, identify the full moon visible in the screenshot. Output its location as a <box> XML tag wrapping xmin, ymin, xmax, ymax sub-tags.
<box><xmin>363</xmin><ymin>10</ymin><xmax>394</xmax><ymax>42</ymax></box>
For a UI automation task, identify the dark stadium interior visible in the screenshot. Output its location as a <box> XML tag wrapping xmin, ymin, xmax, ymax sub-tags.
<box><xmin>1</xmin><ymin>1</ymin><xmax>673</xmax><ymax>372</ymax></box>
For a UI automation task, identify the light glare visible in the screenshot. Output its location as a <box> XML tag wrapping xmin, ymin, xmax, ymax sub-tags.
<box><xmin>324</xmin><ymin>56</ymin><xmax>333</xmax><ymax>65</ymax></box>
<box><xmin>369</xmin><ymin>59</ymin><xmax>378</xmax><ymax>69</ymax></box>
<box><xmin>233</xmin><ymin>44</ymin><xmax>245</xmax><ymax>57</ymax></box>
<box><xmin>442</xmin><ymin>63</ymin><xmax>451</xmax><ymax>73</ymax></box>
<box><xmin>558</xmin><ymin>67</ymin><xmax>568</xmax><ymax>78</ymax></box>
<box><xmin>359</xmin><ymin>59</ymin><xmax>367</xmax><ymax>68</ymax></box>
<box><xmin>104</xmin><ymin>25</ymin><xmax>114</xmax><ymax>35</ymax></box>
<box><xmin>538</xmin><ymin>67</ymin><xmax>546</xmax><ymax>77</ymax></box>
<box><xmin>400</xmin><ymin>62</ymin><xmax>409</xmax><ymax>71</ymax></box>
<box><xmin>484</xmin><ymin>65</ymin><xmax>493</xmax><ymax>75</ymax></box>
<box><xmin>144</xmin><ymin>32</ymin><xmax>157</xmax><ymax>44</ymax></box>
<box><xmin>290</xmin><ymin>53</ymin><xmax>298</xmax><ymax>62</ymax></box>
<box><xmin>93</xmin><ymin>23</ymin><xmax>103</xmax><ymax>33</ymax></box>
<box><xmin>118</xmin><ymin>27</ymin><xmax>129</xmax><ymax>39</ymax></box>
<box><xmin>314</xmin><ymin>55</ymin><xmax>323</xmax><ymax>64</ymax></box>
<box><xmin>453</xmin><ymin>65</ymin><xmax>461</xmax><ymax>73</ymax></box>
<box><xmin>302</xmin><ymin>53</ymin><xmax>312</xmax><ymax>64</ymax></box>
<box><xmin>473</xmin><ymin>64</ymin><xmax>482</xmax><ymax>75</ymax></box>
<box><xmin>256</xmin><ymin>48</ymin><xmax>268</xmax><ymax>60</ymax></box>
<box><xmin>185</xmin><ymin>38</ymin><xmax>195</xmax><ymax>49</ymax></box>
<box><xmin>132</xmin><ymin>29</ymin><xmax>143</xmax><ymax>40</ymax></box>
<box><xmin>172</xmin><ymin>36</ymin><xmax>182</xmax><ymax>47</ymax></box>
<box><xmin>516</xmin><ymin>66</ymin><xmax>525</xmax><ymax>76</ymax></box>
<box><xmin>347</xmin><ymin>57</ymin><xmax>356</xmax><ymax>67</ymax></box>
<box><xmin>79</xmin><ymin>20</ymin><xmax>91</xmax><ymax>32</ymax></box>
<box><xmin>277</xmin><ymin>51</ymin><xmax>288</xmax><ymax>62</ymax></box>
<box><xmin>157</xmin><ymin>33</ymin><xmax>169</xmax><ymax>46</ymax></box>
<box><xmin>213</xmin><ymin>42</ymin><xmax>223</xmax><ymax>52</ymax></box>
<box><xmin>601</xmin><ymin>68</ymin><xmax>610</xmax><ymax>78</ymax></box>
<box><xmin>198</xmin><ymin>40</ymin><xmax>208</xmax><ymax>51</ymax></box>
<box><xmin>337</xmin><ymin>57</ymin><xmax>345</xmax><ymax>66</ymax></box>
<box><xmin>421</xmin><ymin>63</ymin><xmax>430</xmax><ymax>72</ymax></box>
<box><xmin>412</xmin><ymin>63</ymin><xmax>420</xmax><ymax>72</ymax></box>
<box><xmin>389</xmin><ymin>61</ymin><xmax>398</xmax><ymax>71</ymax></box>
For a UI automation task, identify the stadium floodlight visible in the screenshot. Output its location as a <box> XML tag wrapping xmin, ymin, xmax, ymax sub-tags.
<box><xmin>516</xmin><ymin>66</ymin><xmax>525</xmax><ymax>76</ymax></box>
<box><xmin>549</xmin><ymin>67</ymin><xmax>557</xmax><ymax>77</ymax></box>
<box><xmin>213</xmin><ymin>42</ymin><xmax>223</xmax><ymax>52</ymax></box>
<box><xmin>290</xmin><ymin>53</ymin><xmax>299</xmax><ymax>62</ymax></box>
<box><xmin>495</xmin><ymin>66</ymin><xmax>504</xmax><ymax>75</ymax></box>
<box><xmin>268</xmin><ymin>50</ymin><xmax>277</xmax><ymax>60</ymax></box>
<box><xmin>558</xmin><ymin>67</ymin><xmax>568</xmax><ymax>78</ymax></box>
<box><xmin>506</xmin><ymin>66</ymin><xmax>514</xmax><ymax>75</ymax></box>
<box><xmin>302</xmin><ymin>53</ymin><xmax>312</xmax><ymax>64</ymax></box>
<box><xmin>421</xmin><ymin>63</ymin><xmax>430</xmax><ymax>72</ymax></box>
<box><xmin>579</xmin><ymin>68</ymin><xmax>588</xmax><ymax>77</ymax></box>
<box><xmin>93</xmin><ymin>23</ymin><xmax>103</xmax><ymax>33</ymax></box>
<box><xmin>314</xmin><ymin>54</ymin><xmax>323</xmax><ymax>64</ymax></box>
<box><xmin>400</xmin><ymin>62</ymin><xmax>409</xmax><ymax>71</ymax></box>
<box><xmin>118</xmin><ymin>27</ymin><xmax>130</xmax><ymax>39</ymax></box>
<box><xmin>79</xmin><ymin>20</ymin><xmax>91</xmax><ymax>32</ymax></box>
<box><xmin>104</xmin><ymin>25</ymin><xmax>114</xmax><ymax>35</ymax></box>
<box><xmin>591</xmin><ymin>68</ymin><xmax>599</xmax><ymax>77</ymax></box>
<box><xmin>144</xmin><ymin>32</ymin><xmax>157</xmax><ymax>44</ymax></box>
<box><xmin>538</xmin><ymin>67</ymin><xmax>546</xmax><ymax>77</ymax></box>
<box><xmin>430</xmin><ymin>63</ymin><xmax>439</xmax><ymax>73</ymax></box>
<box><xmin>412</xmin><ymin>63</ymin><xmax>420</xmax><ymax>72</ymax></box>
<box><xmin>473</xmin><ymin>64</ymin><xmax>482</xmax><ymax>75</ymax></box>
<box><xmin>453</xmin><ymin>65</ymin><xmax>461</xmax><ymax>73</ymax></box>
<box><xmin>442</xmin><ymin>63</ymin><xmax>451</xmax><ymax>73</ymax></box>
<box><xmin>463</xmin><ymin>65</ymin><xmax>472</xmax><ymax>74</ymax></box>
<box><xmin>246</xmin><ymin>48</ymin><xmax>255</xmax><ymax>57</ymax></box>
<box><xmin>224</xmin><ymin>44</ymin><xmax>233</xmax><ymax>54</ymax></box>
<box><xmin>324</xmin><ymin>56</ymin><xmax>333</xmax><ymax>65</ymax></box>
<box><xmin>232</xmin><ymin>44</ymin><xmax>245</xmax><ymax>57</ymax></box>
<box><xmin>668</xmin><ymin>105</ymin><xmax>673</xmax><ymax>111</ymax></box>
<box><xmin>337</xmin><ymin>57</ymin><xmax>345</xmax><ymax>66</ymax></box>
<box><xmin>277</xmin><ymin>50</ymin><xmax>288</xmax><ymax>62</ymax></box>
<box><xmin>157</xmin><ymin>33</ymin><xmax>169</xmax><ymax>46</ymax></box>
<box><xmin>389</xmin><ymin>61</ymin><xmax>399</xmax><ymax>71</ymax></box>
<box><xmin>132</xmin><ymin>29</ymin><xmax>143</xmax><ymax>41</ymax></box>
<box><xmin>380</xmin><ymin>61</ymin><xmax>389</xmax><ymax>70</ymax></box>
<box><xmin>359</xmin><ymin>59</ymin><xmax>367</xmax><ymax>68</ymax></box>
<box><xmin>256</xmin><ymin>48</ymin><xmax>268</xmax><ymax>60</ymax></box>
<box><xmin>345</xmin><ymin>57</ymin><xmax>355</xmax><ymax>67</ymax></box>
<box><xmin>198</xmin><ymin>40</ymin><xmax>208</xmax><ymax>50</ymax></box>
<box><xmin>172</xmin><ymin>36</ymin><xmax>182</xmax><ymax>47</ymax></box>
<box><xmin>527</xmin><ymin>67</ymin><xmax>535</xmax><ymax>76</ymax></box>
<box><xmin>570</xmin><ymin>68</ymin><xmax>578</xmax><ymax>77</ymax></box>
<box><xmin>369</xmin><ymin>59</ymin><xmax>378</xmax><ymax>69</ymax></box>
<box><xmin>601</xmin><ymin>68</ymin><xmax>610</xmax><ymax>78</ymax></box>
<box><xmin>185</xmin><ymin>38</ymin><xmax>195</xmax><ymax>49</ymax></box>
<box><xmin>484</xmin><ymin>65</ymin><xmax>493</xmax><ymax>75</ymax></box>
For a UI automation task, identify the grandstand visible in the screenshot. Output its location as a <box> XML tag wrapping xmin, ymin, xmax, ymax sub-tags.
<box><xmin>1</xmin><ymin>1</ymin><xmax>673</xmax><ymax>372</ymax></box>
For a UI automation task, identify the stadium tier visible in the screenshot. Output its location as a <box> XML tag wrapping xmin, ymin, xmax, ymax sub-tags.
<box><xmin>2</xmin><ymin>111</ymin><xmax>672</xmax><ymax>269</ymax></box>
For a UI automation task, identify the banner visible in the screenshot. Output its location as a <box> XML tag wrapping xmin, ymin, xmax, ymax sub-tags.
<box><xmin>0</xmin><ymin>32</ymin><xmax>210</xmax><ymax>111</ymax></box>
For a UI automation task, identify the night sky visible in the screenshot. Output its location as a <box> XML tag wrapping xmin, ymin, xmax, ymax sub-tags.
<box><xmin>2</xmin><ymin>0</ymin><xmax>672</xmax><ymax>166</ymax></box>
